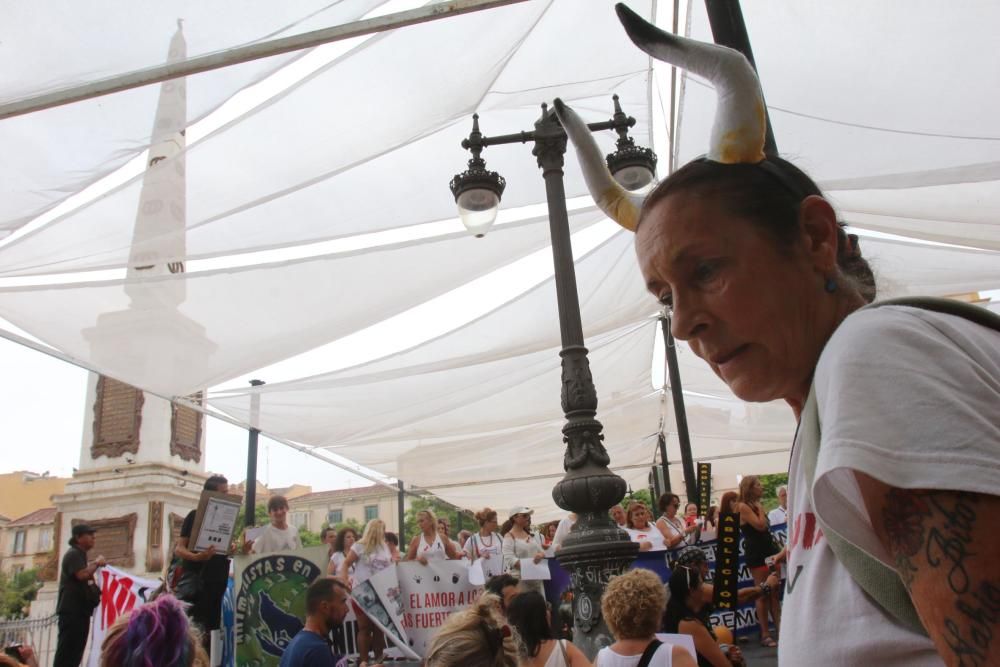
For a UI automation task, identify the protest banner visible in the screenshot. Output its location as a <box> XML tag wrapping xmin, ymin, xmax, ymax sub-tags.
<box><xmin>87</xmin><ymin>566</ymin><xmax>160</xmax><ymax>667</ymax></box>
<box><xmin>233</xmin><ymin>546</ymin><xmax>328</xmax><ymax>667</ymax></box>
<box><xmin>351</xmin><ymin>566</ymin><xmax>421</xmax><ymax>660</ymax></box>
<box><xmin>396</xmin><ymin>560</ymin><xmax>483</xmax><ymax>656</ymax></box>
<box><xmin>713</xmin><ymin>511</ymin><xmax>740</xmax><ymax>610</ymax></box>
<box><xmin>697</xmin><ymin>463</ymin><xmax>712</xmax><ymax>516</ymax></box>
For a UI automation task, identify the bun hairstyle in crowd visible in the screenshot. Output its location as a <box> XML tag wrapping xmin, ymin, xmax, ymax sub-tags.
<box><xmin>424</xmin><ymin>594</ymin><xmax>519</xmax><ymax>667</ymax></box>
<box><xmin>602</xmin><ymin>569</ymin><xmax>667</xmax><ymax>640</ymax></box>
<box><xmin>475</xmin><ymin>507</ymin><xmax>498</xmax><ymax>527</ymax></box>
<box><xmin>99</xmin><ymin>595</ymin><xmax>208</xmax><ymax>667</ymax></box>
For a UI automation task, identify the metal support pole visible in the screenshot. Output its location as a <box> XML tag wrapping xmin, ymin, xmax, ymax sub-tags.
<box><xmin>244</xmin><ymin>379</ymin><xmax>265</xmax><ymax>527</ymax></box>
<box><xmin>525</xmin><ymin>104</ymin><xmax>637</xmax><ymax>658</ymax></box>
<box><xmin>657</xmin><ymin>432</ymin><xmax>672</xmax><ymax>493</ymax></box>
<box><xmin>397</xmin><ymin>480</ymin><xmax>406</xmax><ymax>545</ymax></box>
<box><xmin>704</xmin><ymin>0</ymin><xmax>777</xmax><ymax>156</ymax></box>
<box><xmin>660</xmin><ymin>316</ymin><xmax>697</xmax><ymax>502</ymax></box>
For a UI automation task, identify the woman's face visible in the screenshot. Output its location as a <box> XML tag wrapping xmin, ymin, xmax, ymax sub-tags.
<box><xmin>418</xmin><ymin>513</ymin><xmax>433</xmax><ymax>532</ymax></box>
<box><xmin>344</xmin><ymin>531</ymin><xmax>356</xmax><ymax>550</ymax></box>
<box><xmin>684</xmin><ymin>503</ymin><xmax>698</xmax><ymax>518</ymax></box>
<box><xmin>636</xmin><ymin>193</ymin><xmax>831</xmax><ymax>405</ymax></box>
<box><xmin>610</xmin><ymin>505</ymin><xmax>626</xmax><ymax>525</ymax></box>
<box><xmin>513</xmin><ymin>513</ymin><xmax>531</xmax><ymax>528</ymax></box>
<box><xmin>437</xmin><ymin>520</ymin><xmax>450</xmax><ymax>537</ymax></box>
<box><xmin>630</xmin><ymin>506</ymin><xmax>650</xmax><ymax>528</ymax></box>
<box><xmin>665</xmin><ymin>497</ymin><xmax>680</xmax><ymax>517</ymax></box>
<box><xmin>483</xmin><ymin>517</ymin><xmax>498</xmax><ymax>533</ymax></box>
<box><xmin>546</xmin><ymin>524</ymin><xmax>557</xmax><ymax>539</ymax></box>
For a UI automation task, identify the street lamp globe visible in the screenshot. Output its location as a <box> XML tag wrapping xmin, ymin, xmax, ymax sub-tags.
<box><xmin>605</xmin><ymin>94</ymin><xmax>657</xmax><ymax>193</ymax></box>
<box><xmin>610</xmin><ymin>162</ymin><xmax>655</xmax><ymax>192</ymax></box>
<box><xmin>449</xmin><ymin>114</ymin><xmax>506</xmax><ymax>238</ymax></box>
<box><xmin>455</xmin><ymin>187</ymin><xmax>501</xmax><ymax>238</ymax></box>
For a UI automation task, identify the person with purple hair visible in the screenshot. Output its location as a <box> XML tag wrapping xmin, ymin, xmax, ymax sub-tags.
<box><xmin>99</xmin><ymin>595</ymin><xmax>209</xmax><ymax>667</ymax></box>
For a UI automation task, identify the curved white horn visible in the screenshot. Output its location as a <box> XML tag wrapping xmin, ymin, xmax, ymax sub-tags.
<box><xmin>553</xmin><ymin>98</ymin><xmax>644</xmax><ymax>232</ymax></box>
<box><xmin>616</xmin><ymin>3</ymin><xmax>766</xmax><ymax>164</ymax></box>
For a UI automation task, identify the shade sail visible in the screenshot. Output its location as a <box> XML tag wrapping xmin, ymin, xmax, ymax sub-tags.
<box><xmin>3</xmin><ymin>0</ymin><xmax>1000</xmax><ymax>514</ymax></box>
<box><xmin>0</xmin><ymin>210</ymin><xmax>602</xmax><ymax>397</ymax></box>
<box><xmin>0</xmin><ymin>0</ymin><xmax>389</xmax><ymax>239</ymax></box>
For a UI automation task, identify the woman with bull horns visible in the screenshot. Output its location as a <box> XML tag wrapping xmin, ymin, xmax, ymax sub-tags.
<box><xmin>554</xmin><ymin>5</ymin><xmax>1000</xmax><ymax>665</ymax></box>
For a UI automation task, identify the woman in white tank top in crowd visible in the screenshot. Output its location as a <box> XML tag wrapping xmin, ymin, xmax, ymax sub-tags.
<box><xmin>507</xmin><ymin>591</ymin><xmax>589</xmax><ymax>667</ymax></box>
<box><xmin>595</xmin><ymin>569</ymin><xmax>695</xmax><ymax>667</ymax></box>
<box><xmin>406</xmin><ymin>509</ymin><xmax>460</xmax><ymax>564</ymax></box>
<box><xmin>463</xmin><ymin>507</ymin><xmax>504</xmax><ymax>579</ymax></box>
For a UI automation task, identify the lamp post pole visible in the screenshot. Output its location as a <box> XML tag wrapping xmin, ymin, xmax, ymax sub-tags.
<box><xmin>452</xmin><ymin>100</ymin><xmax>651</xmax><ymax>657</ymax></box>
<box><xmin>244</xmin><ymin>379</ymin><xmax>265</xmax><ymax>527</ymax></box>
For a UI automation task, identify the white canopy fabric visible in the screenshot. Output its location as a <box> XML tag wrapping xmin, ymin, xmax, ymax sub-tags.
<box><xmin>2</xmin><ymin>0</ymin><xmax>999</xmax><ymax>515</ymax></box>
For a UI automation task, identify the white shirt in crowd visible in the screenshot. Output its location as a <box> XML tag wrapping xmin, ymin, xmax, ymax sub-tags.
<box><xmin>626</xmin><ymin>526</ymin><xmax>666</xmax><ymax>551</ymax></box>
<box><xmin>251</xmin><ymin>523</ymin><xmax>301</xmax><ymax>554</ymax></box>
<box><xmin>550</xmin><ymin>515</ymin><xmax>576</xmax><ymax>554</ymax></box>
<box><xmin>767</xmin><ymin>505</ymin><xmax>787</xmax><ymax>527</ymax></box>
<box><xmin>463</xmin><ymin>531</ymin><xmax>504</xmax><ymax>579</ymax></box>
<box><xmin>350</xmin><ymin>542</ymin><xmax>393</xmax><ymax>585</ymax></box>
<box><xmin>418</xmin><ymin>532</ymin><xmax>447</xmax><ymax>560</ymax></box>
<box><xmin>781</xmin><ymin>307</ymin><xmax>1000</xmax><ymax>666</ymax></box>
<box><xmin>595</xmin><ymin>643</ymin><xmax>675</xmax><ymax>667</ymax></box>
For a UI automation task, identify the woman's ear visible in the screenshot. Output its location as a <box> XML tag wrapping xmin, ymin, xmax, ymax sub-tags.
<box><xmin>798</xmin><ymin>195</ymin><xmax>840</xmax><ymax>274</ymax></box>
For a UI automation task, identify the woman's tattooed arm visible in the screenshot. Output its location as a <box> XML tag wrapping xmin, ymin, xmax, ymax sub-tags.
<box><xmin>855</xmin><ymin>472</ymin><xmax>1000</xmax><ymax>667</ymax></box>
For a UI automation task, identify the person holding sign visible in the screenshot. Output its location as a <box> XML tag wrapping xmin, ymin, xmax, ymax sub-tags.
<box><xmin>174</xmin><ymin>475</ymin><xmax>236</xmax><ymax>650</ymax></box>
<box><xmin>501</xmin><ymin>507</ymin><xmax>546</xmax><ymax>595</ymax></box>
<box><xmin>463</xmin><ymin>508</ymin><xmax>504</xmax><ymax>580</ymax></box>
<box><xmin>340</xmin><ymin>519</ymin><xmax>394</xmax><ymax>665</ymax></box>
<box><xmin>250</xmin><ymin>495</ymin><xmax>302</xmax><ymax>554</ymax></box>
<box><xmin>406</xmin><ymin>510</ymin><xmax>461</xmax><ymax>563</ymax></box>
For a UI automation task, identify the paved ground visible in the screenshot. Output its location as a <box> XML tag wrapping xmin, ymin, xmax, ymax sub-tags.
<box><xmin>737</xmin><ymin>637</ymin><xmax>779</xmax><ymax>667</ymax></box>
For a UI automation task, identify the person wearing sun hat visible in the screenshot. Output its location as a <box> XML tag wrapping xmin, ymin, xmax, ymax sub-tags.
<box><xmin>500</xmin><ymin>506</ymin><xmax>546</xmax><ymax>595</ymax></box>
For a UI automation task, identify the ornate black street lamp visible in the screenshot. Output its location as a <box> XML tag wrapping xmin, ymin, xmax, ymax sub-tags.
<box><xmin>450</xmin><ymin>96</ymin><xmax>656</xmax><ymax>656</ymax></box>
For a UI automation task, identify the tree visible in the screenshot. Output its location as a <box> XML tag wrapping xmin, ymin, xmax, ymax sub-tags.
<box><xmin>758</xmin><ymin>472</ymin><xmax>789</xmax><ymax>512</ymax></box>
<box><xmin>0</xmin><ymin>568</ymin><xmax>42</xmax><ymax>618</ymax></box>
<box><xmin>403</xmin><ymin>496</ymin><xmax>473</xmax><ymax>540</ymax></box>
<box><xmin>298</xmin><ymin>527</ymin><xmax>322</xmax><ymax>547</ymax></box>
<box><xmin>233</xmin><ymin>503</ymin><xmax>270</xmax><ymax>541</ymax></box>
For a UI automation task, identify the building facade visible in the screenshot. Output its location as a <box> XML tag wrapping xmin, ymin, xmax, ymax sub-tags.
<box><xmin>0</xmin><ymin>508</ymin><xmax>56</xmax><ymax>577</ymax></box>
<box><xmin>288</xmin><ymin>485</ymin><xmax>409</xmax><ymax>535</ymax></box>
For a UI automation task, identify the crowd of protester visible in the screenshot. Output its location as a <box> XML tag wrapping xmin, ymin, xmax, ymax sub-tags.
<box><xmin>36</xmin><ymin>482</ymin><xmax>785</xmax><ymax>667</ymax></box>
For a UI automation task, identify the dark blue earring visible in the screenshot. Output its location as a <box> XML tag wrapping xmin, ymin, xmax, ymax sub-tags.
<box><xmin>824</xmin><ymin>277</ymin><xmax>838</xmax><ymax>293</ymax></box>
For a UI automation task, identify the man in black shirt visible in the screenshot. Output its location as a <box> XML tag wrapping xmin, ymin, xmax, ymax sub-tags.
<box><xmin>53</xmin><ymin>524</ymin><xmax>104</xmax><ymax>667</ymax></box>
<box><xmin>174</xmin><ymin>475</ymin><xmax>233</xmax><ymax>651</ymax></box>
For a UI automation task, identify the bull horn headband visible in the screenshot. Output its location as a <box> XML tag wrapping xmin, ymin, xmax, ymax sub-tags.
<box><xmin>554</xmin><ymin>3</ymin><xmax>768</xmax><ymax>231</ymax></box>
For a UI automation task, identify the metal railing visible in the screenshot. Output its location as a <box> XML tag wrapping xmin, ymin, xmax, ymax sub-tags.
<box><xmin>0</xmin><ymin>614</ymin><xmax>57</xmax><ymax>667</ymax></box>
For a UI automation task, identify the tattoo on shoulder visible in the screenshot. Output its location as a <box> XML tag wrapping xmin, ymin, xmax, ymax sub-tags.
<box><xmin>881</xmin><ymin>489</ymin><xmax>999</xmax><ymax>665</ymax></box>
<box><xmin>882</xmin><ymin>489</ymin><xmax>933</xmax><ymax>588</ymax></box>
